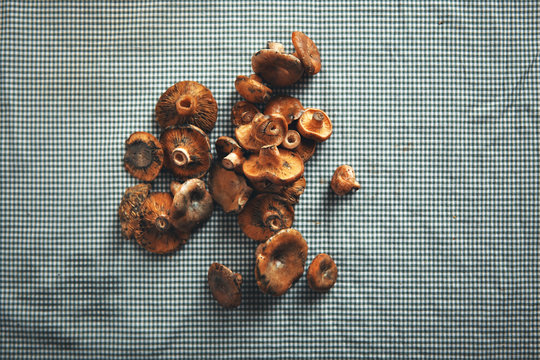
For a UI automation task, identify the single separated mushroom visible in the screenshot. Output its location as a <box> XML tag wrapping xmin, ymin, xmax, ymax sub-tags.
<box><xmin>242</xmin><ymin>145</ymin><xmax>304</xmax><ymax>185</ymax></box>
<box><xmin>118</xmin><ymin>183</ymin><xmax>151</xmax><ymax>239</ymax></box>
<box><xmin>235</xmin><ymin>114</ymin><xmax>288</xmax><ymax>152</ymax></box>
<box><xmin>297</xmin><ymin>108</ymin><xmax>332</xmax><ymax>142</ymax></box>
<box><xmin>160</xmin><ymin>125</ymin><xmax>212</xmax><ymax>180</ymax></box>
<box><xmin>208</xmin><ymin>162</ymin><xmax>253</xmax><ymax>213</ymax></box>
<box><xmin>331</xmin><ymin>165</ymin><xmax>361</xmax><ymax>196</ymax></box>
<box><xmin>155</xmin><ymin>80</ymin><xmax>218</xmax><ymax>133</ymax></box>
<box><xmin>170</xmin><ymin>179</ymin><xmax>213</xmax><ymax>233</ymax></box>
<box><xmin>307</xmin><ymin>254</ymin><xmax>338</xmax><ymax>292</ymax></box>
<box><xmin>123</xmin><ymin>132</ymin><xmax>164</xmax><ymax>182</ymax></box>
<box><xmin>208</xmin><ymin>263</ymin><xmax>242</xmax><ymax>309</ymax></box>
<box><xmin>254</xmin><ymin>228</ymin><xmax>308</xmax><ymax>296</ymax></box>
<box><xmin>215</xmin><ymin>136</ymin><xmax>246</xmax><ymax>172</ymax></box>
<box><xmin>291</xmin><ymin>31</ymin><xmax>322</xmax><ymax>76</ymax></box>
<box><xmin>264</xmin><ymin>96</ymin><xmax>304</xmax><ymax>124</ymax></box>
<box><xmin>238</xmin><ymin>193</ymin><xmax>294</xmax><ymax>242</ymax></box>
<box><xmin>235</xmin><ymin>74</ymin><xmax>272</xmax><ymax>104</ymax></box>
<box><xmin>252</xmin><ymin>43</ymin><xmax>304</xmax><ymax>87</ymax></box>
<box><xmin>231</xmin><ymin>100</ymin><xmax>262</xmax><ymax>127</ymax></box>
<box><xmin>250</xmin><ymin>176</ymin><xmax>306</xmax><ymax>205</ymax></box>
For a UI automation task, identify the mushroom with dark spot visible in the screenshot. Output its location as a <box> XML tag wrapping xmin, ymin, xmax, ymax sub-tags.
<box><xmin>118</xmin><ymin>183</ymin><xmax>151</xmax><ymax>239</ymax></box>
<box><xmin>331</xmin><ymin>165</ymin><xmax>361</xmax><ymax>196</ymax></box>
<box><xmin>123</xmin><ymin>132</ymin><xmax>164</xmax><ymax>182</ymax></box>
<box><xmin>250</xmin><ymin>176</ymin><xmax>306</xmax><ymax>205</ymax></box>
<box><xmin>242</xmin><ymin>145</ymin><xmax>304</xmax><ymax>185</ymax></box>
<box><xmin>170</xmin><ymin>179</ymin><xmax>213</xmax><ymax>233</ymax></box>
<box><xmin>292</xmin><ymin>31</ymin><xmax>322</xmax><ymax>76</ymax></box>
<box><xmin>307</xmin><ymin>253</ymin><xmax>337</xmax><ymax>292</ymax></box>
<box><xmin>208</xmin><ymin>263</ymin><xmax>242</xmax><ymax>309</ymax></box>
<box><xmin>235</xmin><ymin>74</ymin><xmax>272</xmax><ymax>104</ymax></box>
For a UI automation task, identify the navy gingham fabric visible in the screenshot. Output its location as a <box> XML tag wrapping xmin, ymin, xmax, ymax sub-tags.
<box><xmin>1</xmin><ymin>1</ymin><xmax>538</xmax><ymax>359</ymax></box>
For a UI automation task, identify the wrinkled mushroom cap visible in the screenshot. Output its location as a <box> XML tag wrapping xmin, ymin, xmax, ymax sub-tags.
<box><xmin>252</xmin><ymin>49</ymin><xmax>304</xmax><ymax>87</ymax></box>
<box><xmin>251</xmin><ymin>176</ymin><xmax>306</xmax><ymax>205</ymax></box>
<box><xmin>307</xmin><ymin>254</ymin><xmax>338</xmax><ymax>292</ymax></box>
<box><xmin>297</xmin><ymin>108</ymin><xmax>332</xmax><ymax>142</ymax></box>
<box><xmin>331</xmin><ymin>165</ymin><xmax>361</xmax><ymax>196</ymax></box>
<box><xmin>118</xmin><ymin>183</ymin><xmax>151</xmax><ymax>239</ymax></box>
<box><xmin>255</xmin><ymin>228</ymin><xmax>308</xmax><ymax>296</ymax></box>
<box><xmin>123</xmin><ymin>132</ymin><xmax>164</xmax><ymax>182</ymax></box>
<box><xmin>170</xmin><ymin>179</ymin><xmax>213</xmax><ymax>232</ymax></box>
<box><xmin>231</xmin><ymin>101</ymin><xmax>262</xmax><ymax>127</ymax></box>
<box><xmin>208</xmin><ymin>162</ymin><xmax>253</xmax><ymax>213</ymax></box>
<box><xmin>208</xmin><ymin>263</ymin><xmax>242</xmax><ymax>309</ymax></box>
<box><xmin>235</xmin><ymin>114</ymin><xmax>288</xmax><ymax>152</ymax></box>
<box><xmin>264</xmin><ymin>96</ymin><xmax>304</xmax><ymax>124</ymax></box>
<box><xmin>242</xmin><ymin>145</ymin><xmax>304</xmax><ymax>185</ymax></box>
<box><xmin>235</xmin><ymin>75</ymin><xmax>272</xmax><ymax>104</ymax></box>
<box><xmin>292</xmin><ymin>31</ymin><xmax>322</xmax><ymax>76</ymax></box>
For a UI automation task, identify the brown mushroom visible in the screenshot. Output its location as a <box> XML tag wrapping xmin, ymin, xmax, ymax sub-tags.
<box><xmin>331</xmin><ymin>165</ymin><xmax>361</xmax><ymax>196</ymax></box>
<box><xmin>293</xmin><ymin>135</ymin><xmax>317</xmax><ymax>162</ymax></box>
<box><xmin>297</xmin><ymin>108</ymin><xmax>332</xmax><ymax>142</ymax></box>
<box><xmin>231</xmin><ymin>100</ymin><xmax>262</xmax><ymax>127</ymax></box>
<box><xmin>281</xmin><ymin>130</ymin><xmax>302</xmax><ymax>150</ymax></box>
<box><xmin>215</xmin><ymin>136</ymin><xmax>246</xmax><ymax>172</ymax></box>
<box><xmin>208</xmin><ymin>263</ymin><xmax>242</xmax><ymax>309</ymax></box>
<box><xmin>291</xmin><ymin>31</ymin><xmax>321</xmax><ymax>76</ymax></box>
<box><xmin>307</xmin><ymin>254</ymin><xmax>338</xmax><ymax>292</ymax></box>
<box><xmin>135</xmin><ymin>192</ymin><xmax>188</xmax><ymax>254</ymax></box>
<box><xmin>235</xmin><ymin>74</ymin><xmax>272</xmax><ymax>104</ymax></box>
<box><xmin>118</xmin><ymin>183</ymin><xmax>151</xmax><ymax>239</ymax></box>
<box><xmin>235</xmin><ymin>114</ymin><xmax>288</xmax><ymax>152</ymax></box>
<box><xmin>264</xmin><ymin>96</ymin><xmax>304</xmax><ymax>124</ymax></box>
<box><xmin>254</xmin><ymin>228</ymin><xmax>308</xmax><ymax>296</ymax></box>
<box><xmin>238</xmin><ymin>193</ymin><xmax>294</xmax><ymax>242</ymax></box>
<box><xmin>208</xmin><ymin>162</ymin><xmax>253</xmax><ymax>213</ymax></box>
<box><xmin>123</xmin><ymin>132</ymin><xmax>164</xmax><ymax>182</ymax></box>
<box><xmin>160</xmin><ymin>125</ymin><xmax>212</xmax><ymax>180</ymax></box>
<box><xmin>242</xmin><ymin>145</ymin><xmax>304</xmax><ymax>185</ymax></box>
<box><xmin>251</xmin><ymin>45</ymin><xmax>304</xmax><ymax>87</ymax></box>
<box><xmin>170</xmin><ymin>179</ymin><xmax>213</xmax><ymax>232</ymax></box>
<box><xmin>250</xmin><ymin>176</ymin><xmax>306</xmax><ymax>205</ymax></box>
<box><xmin>155</xmin><ymin>81</ymin><xmax>218</xmax><ymax>133</ymax></box>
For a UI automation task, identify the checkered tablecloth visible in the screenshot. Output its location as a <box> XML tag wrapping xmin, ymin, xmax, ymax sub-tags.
<box><xmin>1</xmin><ymin>1</ymin><xmax>538</xmax><ymax>359</ymax></box>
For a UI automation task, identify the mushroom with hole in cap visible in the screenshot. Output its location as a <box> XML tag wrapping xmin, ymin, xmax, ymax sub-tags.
<box><xmin>235</xmin><ymin>74</ymin><xmax>272</xmax><ymax>104</ymax></box>
<box><xmin>252</xmin><ymin>44</ymin><xmax>304</xmax><ymax>87</ymax></box>
<box><xmin>235</xmin><ymin>114</ymin><xmax>288</xmax><ymax>153</ymax></box>
<box><xmin>291</xmin><ymin>31</ymin><xmax>322</xmax><ymax>76</ymax></box>
<box><xmin>118</xmin><ymin>183</ymin><xmax>151</xmax><ymax>240</ymax></box>
<box><xmin>242</xmin><ymin>145</ymin><xmax>304</xmax><ymax>186</ymax></box>
<box><xmin>208</xmin><ymin>162</ymin><xmax>253</xmax><ymax>214</ymax></box>
<box><xmin>170</xmin><ymin>179</ymin><xmax>213</xmax><ymax>233</ymax></box>
<box><xmin>215</xmin><ymin>136</ymin><xmax>246</xmax><ymax>172</ymax></box>
<box><xmin>331</xmin><ymin>165</ymin><xmax>361</xmax><ymax>196</ymax></box>
<box><xmin>297</xmin><ymin>108</ymin><xmax>332</xmax><ymax>142</ymax></box>
<box><xmin>231</xmin><ymin>100</ymin><xmax>262</xmax><ymax>127</ymax></box>
<box><xmin>123</xmin><ymin>132</ymin><xmax>164</xmax><ymax>182</ymax></box>
<box><xmin>264</xmin><ymin>95</ymin><xmax>304</xmax><ymax>124</ymax></box>
<box><xmin>208</xmin><ymin>263</ymin><xmax>242</xmax><ymax>309</ymax></box>
<box><xmin>307</xmin><ymin>253</ymin><xmax>338</xmax><ymax>292</ymax></box>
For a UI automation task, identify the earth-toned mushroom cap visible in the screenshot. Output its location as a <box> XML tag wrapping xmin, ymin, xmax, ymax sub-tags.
<box><xmin>307</xmin><ymin>253</ymin><xmax>338</xmax><ymax>292</ymax></box>
<box><xmin>123</xmin><ymin>132</ymin><xmax>164</xmax><ymax>182</ymax></box>
<box><xmin>208</xmin><ymin>263</ymin><xmax>242</xmax><ymax>309</ymax></box>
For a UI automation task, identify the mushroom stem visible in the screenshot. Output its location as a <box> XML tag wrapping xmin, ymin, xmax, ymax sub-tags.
<box><xmin>281</xmin><ymin>130</ymin><xmax>301</xmax><ymax>150</ymax></box>
<box><xmin>176</xmin><ymin>95</ymin><xmax>197</xmax><ymax>117</ymax></box>
<box><xmin>312</xmin><ymin>111</ymin><xmax>325</xmax><ymax>127</ymax></box>
<box><xmin>267</xmin><ymin>41</ymin><xmax>285</xmax><ymax>53</ymax></box>
<box><xmin>155</xmin><ymin>216</ymin><xmax>171</xmax><ymax>232</ymax></box>
<box><xmin>263</xmin><ymin>213</ymin><xmax>283</xmax><ymax>231</ymax></box>
<box><xmin>237</xmin><ymin>193</ymin><xmax>250</xmax><ymax>208</ymax></box>
<box><xmin>258</xmin><ymin>146</ymin><xmax>281</xmax><ymax>167</ymax></box>
<box><xmin>222</xmin><ymin>151</ymin><xmax>243</xmax><ymax>170</ymax></box>
<box><xmin>172</xmin><ymin>147</ymin><xmax>191</xmax><ymax>167</ymax></box>
<box><xmin>351</xmin><ymin>181</ymin><xmax>361</xmax><ymax>190</ymax></box>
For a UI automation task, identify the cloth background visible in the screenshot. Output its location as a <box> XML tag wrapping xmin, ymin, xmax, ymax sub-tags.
<box><xmin>1</xmin><ymin>1</ymin><xmax>538</xmax><ymax>359</ymax></box>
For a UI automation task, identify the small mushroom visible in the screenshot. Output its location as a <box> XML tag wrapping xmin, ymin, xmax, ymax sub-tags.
<box><xmin>160</xmin><ymin>125</ymin><xmax>212</xmax><ymax>180</ymax></box>
<box><xmin>231</xmin><ymin>100</ymin><xmax>262</xmax><ymax>127</ymax></box>
<box><xmin>155</xmin><ymin>81</ymin><xmax>218</xmax><ymax>133</ymax></box>
<box><xmin>242</xmin><ymin>145</ymin><xmax>304</xmax><ymax>185</ymax></box>
<box><xmin>235</xmin><ymin>74</ymin><xmax>272</xmax><ymax>104</ymax></box>
<box><xmin>208</xmin><ymin>263</ymin><xmax>242</xmax><ymax>309</ymax></box>
<box><xmin>307</xmin><ymin>254</ymin><xmax>338</xmax><ymax>292</ymax></box>
<box><xmin>135</xmin><ymin>192</ymin><xmax>188</xmax><ymax>254</ymax></box>
<box><xmin>254</xmin><ymin>228</ymin><xmax>308</xmax><ymax>296</ymax></box>
<box><xmin>264</xmin><ymin>96</ymin><xmax>304</xmax><ymax>124</ymax></box>
<box><xmin>331</xmin><ymin>165</ymin><xmax>361</xmax><ymax>196</ymax></box>
<box><xmin>118</xmin><ymin>183</ymin><xmax>151</xmax><ymax>239</ymax></box>
<box><xmin>238</xmin><ymin>193</ymin><xmax>294</xmax><ymax>242</ymax></box>
<box><xmin>235</xmin><ymin>114</ymin><xmax>288</xmax><ymax>152</ymax></box>
<box><xmin>170</xmin><ymin>179</ymin><xmax>213</xmax><ymax>232</ymax></box>
<box><xmin>297</xmin><ymin>108</ymin><xmax>332</xmax><ymax>142</ymax></box>
<box><xmin>291</xmin><ymin>31</ymin><xmax>322</xmax><ymax>76</ymax></box>
<box><xmin>208</xmin><ymin>162</ymin><xmax>253</xmax><ymax>213</ymax></box>
<box><xmin>292</xmin><ymin>135</ymin><xmax>317</xmax><ymax>162</ymax></box>
<box><xmin>251</xmin><ymin>44</ymin><xmax>304</xmax><ymax>87</ymax></box>
<box><xmin>215</xmin><ymin>136</ymin><xmax>246</xmax><ymax>171</ymax></box>
<box><xmin>250</xmin><ymin>176</ymin><xmax>306</xmax><ymax>205</ymax></box>
<box><xmin>281</xmin><ymin>130</ymin><xmax>302</xmax><ymax>150</ymax></box>
<box><xmin>123</xmin><ymin>132</ymin><xmax>164</xmax><ymax>182</ymax></box>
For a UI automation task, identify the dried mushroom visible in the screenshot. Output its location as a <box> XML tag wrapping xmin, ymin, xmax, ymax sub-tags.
<box><xmin>254</xmin><ymin>228</ymin><xmax>308</xmax><ymax>296</ymax></box>
<box><xmin>291</xmin><ymin>31</ymin><xmax>321</xmax><ymax>76</ymax></box>
<box><xmin>231</xmin><ymin>100</ymin><xmax>262</xmax><ymax>127</ymax></box>
<box><xmin>123</xmin><ymin>132</ymin><xmax>164</xmax><ymax>182</ymax></box>
<box><xmin>208</xmin><ymin>162</ymin><xmax>252</xmax><ymax>213</ymax></box>
<box><xmin>208</xmin><ymin>263</ymin><xmax>242</xmax><ymax>309</ymax></box>
<box><xmin>307</xmin><ymin>254</ymin><xmax>337</xmax><ymax>292</ymax></box>
<box><xmin>242</xmin><ymin>145</ymin><xmax>304</xmax><ymax>185</ymax></box>
<box><xmin>251</xmin><ymin>176</ymin><xmax>306</xmax><ymax>205</ymax></box>
<box><xmin>264</xmin><ymin>96</ymin><xmax>304</xmax><ymax>124</ymax></box>
<box><xmin>297</xmin><ymin>109</ymin><xmax>332</xmax><ymax>142</ymax></box>
<box><xmin>155</xmin><ymin>81</ymin><xmax>218</xmax><ymax>133</ymax></box>
<box><xmin>215</xmin><ymin>136</ymin><xmax>245</xmax><ymax>171</ymax></box>
<box><xmin>118</xmin><ymin>183</ymin><xmax>151</xmax><ymax>239</ymax></box>
<box><xmin>170</xmin><ymin>179</ymin><xmax>213</xmax><ymax>232</ymax></box>
<box><xmin>235</xmin><ymin>74</ymin><xmax>272</xmax><ymax>104</ymax></box>
<box><xmin>160</xmin><ymin>125</ymin><xmax>212</xmax><ymax>180</ymax></box>
<box><xmin>251</xmin><ymin>44</ymin><xmax>304</xmax><ymax>87</ymax></box>
<box><xmin>331</xmin><ymin>165</ymin><xmax>361</xmax><ymax>196</ymax></box>
<box><xmin>235</xmin><ymin>114</ymin><xmax>288</xmax><ymax>152</ymax></box>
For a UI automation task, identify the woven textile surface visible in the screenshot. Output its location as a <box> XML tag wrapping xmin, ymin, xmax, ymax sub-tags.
<box><xmin>1</xmin><ymin>1</ymin><xmax>538</xmax><ymax>359</ymax></box>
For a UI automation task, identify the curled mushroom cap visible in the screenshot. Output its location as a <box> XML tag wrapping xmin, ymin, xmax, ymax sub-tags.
<box><xmin>135</xmin><ymin>192</ymin><xmax>188</xmax><ymax>254</ymax></box>
<box><xmin>208</xmin><ymin>162</ymin><xmax>253</xmax><ymax>213</ymax></box>
<box><xmin>297</xmin><ymin>108</ymin><xmax>332</xmax><ymax>142</ymax></box>
<box><xmin>243</xmin><ymin>145</ymin><xmax>304</xmax><ymax>185</ymax></box>
<box><xmin>238</xmin><ymin>193</ymin><xmax>294</xmax><ymax>242</ymax></box>
<box><xmin>255</xmin><ymin>228</ymin><xmax>308</xmax><ymax>296</ymax></box>
<box><xmin>215</xmin><ymin>136</ymin><xmax>245</xmax><ymax>171</ymax></box>
<box><xmin>170</xmin><ymin>179</ymin><xmax>213</xmax><ymax>232</ymax></box>
<box><xmin>208</xmin><ymin>263</ymin><xmax>242</xmax><ymax>309</ymax></box>
<box><xmin>123</xmin><ymin>132</ymin><xmax>164</xmax><ymax>182</ymax></box>
<box><xmin>231</xmin><ymin>100</ymin><xmax>262</xmax><ymax>127</ymax></box>
<box><xmin>160</xmin><ymin>125</ymin><xmax>212</xmax><ymax>180</ymax></box>
<box><xmin>252</xmin><ymin>47</ymin><xmax>304</xmax><ymax>87</ymax></box>
<box><xmin>118</xmin><ymin>183</ymin><xmax>151</xmax><ymax>239</ymax></box>
<box><xmin>251</xmin><ymin>176</ymin><xmax>306</xmax><ymax>205</ymax></box>
<box><xmin>264</xmin><ymin>96</ymin><xmax>304</xmax><ymax>124</ymax></box>
<box><xmin>331</xmin><ymin>165</ymin><xmax>361</xmax><ymax>196</ymax></box>
<box><xmin>235</xmin><ymin>114</ymin><xmax>288</xmax><ymax>152</ymax></box>
<box><xmin>292</xmin><ymin>31</ymin><xmax>321</xmax><ymax>76</ymax></box>
<box><xmin>155</xmin><ymin>81</ymin><xmax>218</xmax><ymax>133</ymax></box>
<box><xmin>307</xmin><ymin>254</ymin><xmax>338</xmax><ymax>292</ymax></box>
<box><xmin>235</xmin><ymin>74</ymin><xmax>272</xmax><ymax>104</ymax></box>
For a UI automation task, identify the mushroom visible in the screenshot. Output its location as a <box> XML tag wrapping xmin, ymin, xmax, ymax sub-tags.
<box><xmin>264</xmin><ymin>95</ymin><xmax>304</xmax><ymax>124</ymax></box>
<box><xmin>118</xmin><ymin>183</ymin><xmax>151</xmax><ymax>239</ymax></box>
<box><xmin>135</xmin><ymin>192</ymin><xmax>188</xmax><ymax>254</ymax></box>
<box><xmin>254</xmin><ymin>228</ymin><xmax>308</xmax><ymax>296</ymax></box>
<box><xmin>330</xmin><ymin>165</ymin><xmax>361</xmax><ymax>196</ymax></box>
<box><xmin>123</xmin><ymin>132</ymin><xmax>164</xmax><ymax>182</ymax></box>
<box><xmin>297</xmin><ymin>108</ymin><xmax>332</xmax><ymax>142</ymax></box>
<box><xmin>250</xmin><ymin>176</ymin><xmax>306</xmax><ymax>205</ymax></box>
<box><xmin>238</xmin><ymin>193</ymin><xmax>294</xmax><ymax>242</ymax></box>
<box><xmin>208</xmin><ymin>263</ymin><xmax>242</xmax><ymax>309</ymax></box>
<box><xmin>292</xmin><ymin>135</ymin><xmax>317</xmax><ymax>162</ymax></box>
<box><xmin>281</xmin><ymin>130</ymin><xmax>302</xmax><ymax>150</ymax></box>
<box><xmin>234</xmin><ymin>114</ymin><xmax>288</xmax><ymax>152</ymax></box>
<box><xmin>291</xmin><ymin>31</ymin><xmax>322</xmax><ymax>76</ymax></box>
<box><xmin>160</xmin><ymin>125</ymin><xmax>212</xmax><ymax>180</ymax></box>
<box><xmin>251</xmin><ymin>44</ymin><xmax>304</xmax><ymax>87</ymax></box>
<box><xmin>170</xmin><ymin>179</ymin><xmax>213</xmax><ymax>233</ymax></box>
<box><xmin>208</xmin><ymin>162</ymin><xmax>253</xmax><ymax>213</ymax></box>
<box><xmin>242</xmin><ymin>145</ymin><xmax>304</xmax><ymax>185</ymax></box>
<box><xmin>231</xmin><ymin>100</ymin><xmax>262</xmax><ymax>127</ymax></box>
<box><xmin>155</xmin><ymin>80</ymin><xmax>218</xmax><ymax>133</ymax></box>
<box><xmin>235</xmin><ymin>74</ymin><xmax>272</xmax><ymax>104</ymax></box>
<box><xmin>307</xmin><ymin>254</ymin><xmax>338</xmax><ymax>292</ymax></box>
<box><xmin>215</xmin><ymin>136</ymin><xmax>245</xmax><ymax>172</ymax></box>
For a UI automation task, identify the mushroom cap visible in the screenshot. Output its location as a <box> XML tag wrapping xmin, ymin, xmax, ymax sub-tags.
<box><xmin>208</xmin><ymin>263</ymin><xmax>242</xmax><ymax>309</ymax></box>
<box><xmin>160</xmin><ymin>125</ymin><xmax>212</xmax><ymax>180</ymax></box>
<box><xmin>331</xmin><ymin>165</ymin><xmax>361</xmax><ymax>196</ymax></box>
<box><xmin>307</xmin><ymin>254</ymin><xmax>338</xmax><ymax>292</ymax></box>
<box><xmin>215</xmin><ymin>136</ymin><xmax>241</xmax><ymax>157</ymax></box>
<box><xmin>235</xmin><ymin>75</ymin><xmax>272</xmax><ymax>104</ymax></box>
<box><xmin>123</xmin><ymin>132</ymin><xmax>164</xmax><ymax>182</ymax></box>
<box><xmin>254</xmin><ymin>228</ymin><xmax>308</xmax><ymax>296</ymax></box>
<box><xmin>208</xmin><ymin>162</ymin><xmax>253</xmax><ymax>213</ymax></box>
<box><xmin>252</xmin><ymin>49</ymin><xmax>304</xmax><ymax>87</ymax></box>
<box><xmin>297</xmin><ymin>108</ymin><xmax>332</xmax><ymax>142</ymax></box>
<box><xmin>264</xmin><ymin>96</ymin><xmax>304</xmax><ymax>124</ymax></box>
<box><xmin>242</xmin><ymin>145</ymin><xmax>304</xmax><ymax>185</ymax></box>
<box><xmin>238</xmin><ymin>193</ymin><xmax>294</xmax><ymax>242</ymax></box>
<box><xmin>231</xmin><ymin>101</ymin><xmax>261</xmax><ymax>127</ymax></box>
<box><xmin>155</xmin><ymin>81</ymin><xmax>218</xmax><ymax>133</ymax></box>
<box><xmin>291</xmin><ymin>31</ymin><xmax>321</xmax><ymax>76</ymax></box>
<box><xmin>292</xmin><ymin>135</ymin><xmax>317</xmax><ymax>162</ymax></box>
<box><xmin>170</xmin><ymin>179</ymin><xmax>213</xmax><ymax>232</ymax></box>
<box><xmin>118</xmin><ymin>183</ymin><xmax>151</xmax><ymax>239</ymax></box>
<box><xmin>135</xmin><ymin>192</ymin><xmax>188</xmax><ymax>254</ymax></box>
<box><xmin>251</xmin><ymin>176</ymin><xmax>306</xmax><ymax>205</ymax></box>
<box><xmin>235</xmin><ymin>114</ymin><xmax>288</xmax><ymax>152</ymax></box>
